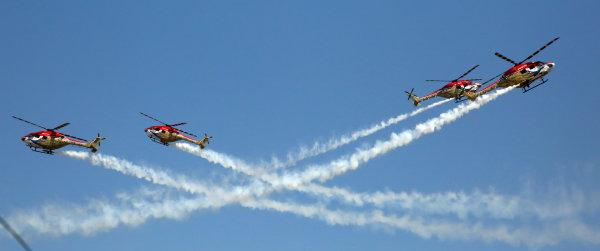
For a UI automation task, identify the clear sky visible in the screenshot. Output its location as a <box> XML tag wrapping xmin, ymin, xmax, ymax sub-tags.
<box><xmin>2</xmin><ymin>0</ymin><xmax>600</xmax><ymax>250</ymax></box>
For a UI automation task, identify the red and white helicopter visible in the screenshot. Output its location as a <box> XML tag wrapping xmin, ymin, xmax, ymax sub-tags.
<box><xmin>140</xmin><ymin>112</ymin><xmax>212</xmax><ymax>149</ymax></box>
<box><xmin>405</xmin><ymin>65</ymin><xmax>483</xmax><ymax>106</ymax></box>
<box><xmin>465</xmin><ymin>37</ymin><xmax>558</xmax><ymax>99</ymax></box>
<box><xmin>13</xmin><ymin>116</ymin><xmax>104</xmax><ymax>154</ymax></box>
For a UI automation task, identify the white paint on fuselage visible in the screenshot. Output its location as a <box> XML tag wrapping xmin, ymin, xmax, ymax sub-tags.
<box><xmin>22</xmin><ymin>137</ymin><xmax>43</xmax><ymax>148</ymax></box>
<box><xmin>500</xmin><ymin>62</ymin><xmax>555</xmax><ymax>88</ymax></box>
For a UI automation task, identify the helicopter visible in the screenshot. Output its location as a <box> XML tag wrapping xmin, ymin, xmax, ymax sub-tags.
<box><xmin>13</xmin><ymin>116</ymin><xmax>104</xmax><ymax>154</ymax></box>
<box><xmin>140</xmin><ymin>112</ymin><xmax>212</xmax><ymax>149</ymax></box>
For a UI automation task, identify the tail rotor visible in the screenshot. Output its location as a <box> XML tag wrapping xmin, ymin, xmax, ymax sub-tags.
<box><xmin>404</xmin><ymin>88</ymin><xmax>421</xmax><ymax>106</ymax></box>
<box><xmin>198</xmin><ymin>133</ymin><xmax>213</xmax><ymax>149</ymax></box>
<box><xmin>405</xmin><ymin>88</ymin><xmax>415</xmax><ymax>100</ymax></box>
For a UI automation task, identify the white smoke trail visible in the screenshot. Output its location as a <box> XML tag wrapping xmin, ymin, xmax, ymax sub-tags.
<box><xmin>243</xmin><ymin>198</ymin><xmax>600</xmax><ymax>248</ymax></box>
<box><xmin>175</xmin><ymin>145</ymin><xmax>267</xmax><ymax>177</ymax></box>
<box><xmin>48</xmin><ymin>87</ymin><xmax>578</xmax><ymax>245</ymax></box>
<box><xmin>263</xmin><ymin>99</ymin><xmax>451</xmax><ymax>169</ymax></box>
<box><xmin>299</xmin><ymin>185</ymin><xmax>523</xmax><ymax>218</ymax></box>
<box><xmin>176</xmin><ymin>144</ymin><xmax>530</xmax><ymax>219</ymax></box>
<box><xmin>7</xmin><ymin>188</ymin><xmax>214</xmax><ymax>236</ymax></box>
<box><xmin>297</xmin><ymin>184</ymin><xmax>597</xmax><ymax>220</ymax></box>
<box><xmin>274</xmin><ymin>86</ymin><xmax>516</xmax><ymax>187</ymax></box>
<box><xmin>174</xmin><ymin>144</ymin><xmax>585</xmax><ymax>220</ymax></box>
<box><xmin>56</xmin><ymin>152</ymin><xmax>558</xmax><ymax>244</ymax></box>
<box><xmin>34</xmin><ymin>132</ymin><xmax>600</xmax><ymax>246</ymax></box>
<box><xmin>8</xmin><ymin>188</ymin><xmax>600</xmax><ymax>247</ymax></box>
<box><xmin>174</xmin><ymin>99</ymin><xmax>449</xmax><ymax>173</ymax></box>
<box><xmin>59</xmin><ymin>151</ymin><xmax>265</xmax><ymax>208</ymax></box>
<box><xmin>189</xmin><ymin>88</ymin><xmax>511</xmax><ymax>190</ymax></box>
<box><xmin>61</xmin><ymin>151</ymin><xmax>225</xmax><ymax>196</ymax></box>
<box><xmin>176</xmin><ymin>88</ymin><xmax>518</xmax><ymax>217</ymax></box>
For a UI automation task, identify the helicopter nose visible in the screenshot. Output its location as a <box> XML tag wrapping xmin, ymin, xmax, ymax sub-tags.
<box><xmin>21</xmin><ymin>136</ymin><xmax>26</xmax><ymax>141</ymax></box>
<box><xmin>547</xmin><ymin>62</ymin><xmax>555</xmax><ymax>68</ymax></box>
<box><xmin>145</xmin><ymin>128</ymin><xmax>156</xmax><ymax>135</ymax></box>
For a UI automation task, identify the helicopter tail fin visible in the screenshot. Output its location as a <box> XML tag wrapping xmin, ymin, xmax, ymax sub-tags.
<box><xmin>88</xmin><ymin>134</ymin><xmax>105</xmax><ymax>153</ymax></box>
<box><xmin>196</xmin><ymin>134</ymin><xmax>212</xmax><ymax>149</ymax></box>
<box><xmin>410</xmin><ymin>95</ymin><xmax>421</xmax><ymax>106</ymax></box>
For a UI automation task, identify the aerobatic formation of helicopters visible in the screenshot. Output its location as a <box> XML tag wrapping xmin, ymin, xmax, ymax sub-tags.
<box><xmin>12</xmin><ymin>113</ymin><xmax>212</xmax><ymax>155</ymax></box>
<box><xmin>13</xmin><ymin>38</ymin><xmax>557</xmax><ymax>154</ymax></box>
<box><xmin>406</xmin><ymin>37</ymin><xmax>559</xmax><ymax>106</ymax></box>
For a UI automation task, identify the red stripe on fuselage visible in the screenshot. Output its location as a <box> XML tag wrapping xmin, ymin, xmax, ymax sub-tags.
<box><xmin>23</xmin><ymin>130</ymin><xmax>86</xmax><ymax>143</ymax></box>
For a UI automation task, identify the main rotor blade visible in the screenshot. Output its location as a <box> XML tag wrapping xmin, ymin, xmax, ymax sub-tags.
<box><xmin>452</xmin><ymin>65</ymin><xmax>479</xmax><ymax>81</ymax></box>
<box><xmin>426</xmin><ymin>78</ymin><xmax>481</xmax><ymax>82</ymax></box>
<box><xmin>175</xmin><ymin>128</ymin><xmax>198</xmax><ymax>138</ymax></box>
<box><xmin>494</xmin><ymin>52</ymin><xmax>517</xmax><ymax>65</ymax></box>
<box><xmin>0</xmin><ymin>216</ymin><xmax>32</xmax><ymax>251</ymax></box>
<box><xmin>52</xmin><ymin>122</ymin><xmax>70</xmax><ymax>130</ymax></box>
<box><xmin>12</xmin><ymin>116</ymin><xmax>49</xmax><ymax>130</ymax></box>
<box><xmin>425</xmin><ymin>80</ymin><xmax>453</xmax><ymax>82</ymax></box>
<box><xmin>481</xmin><ymin>72</ymin><xmax>505</xmax><ymax>86</ymax></box>
<box><xmin>140</xmin><ymin>112</ymin><xmax>168</xmax><ymax>125</ymax></box>
<box><xmin>168</xmin><ymin>122</ymin><xmax>187</xmax><ymax>127</ymax></box>
<box><xmin>518</xmin><ymin>37</ymin><xmax>559</xmax><ymax>64</ymax></box>
<box><xmin>405</xmin><ymin>88</ymin><xmax>414</xmax><ymax>100</ymax></box>
<box><xmin>62</xmin><ymin>133</ymin><xmax>88</xmax><ymax>142</ymax></box>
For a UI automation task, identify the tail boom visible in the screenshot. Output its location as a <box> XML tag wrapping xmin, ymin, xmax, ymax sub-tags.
<box><xmin>186</xmin><ymin>134</ymin><xmax>212</xmax><ymax>149</ymax></box>
<box><xmin>466</xmin><ymin>82</ymin><xmax>499</xmax><ymax>100</ymax></box>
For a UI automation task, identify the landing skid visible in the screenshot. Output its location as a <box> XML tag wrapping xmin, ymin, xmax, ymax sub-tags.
<box><xmin>28</xmin><ymin>147</ymin><xmax>54</xmax><ymax>155</ymax></box>
<box><xmin>523</xmin><ymin>78</ymin><xmax>549</xmax><ymax>93</ymax></box>
<box><xmin>148</xmin><ymin>136</ymin><xmax>169</xmax><ymax>146</ymax></box>
<box><xmin>454</xmin><ymin>97</ymin><xmax>468</xmax><ymax>103</ymax></box>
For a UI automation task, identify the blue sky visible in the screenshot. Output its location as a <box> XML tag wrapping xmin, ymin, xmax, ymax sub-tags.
<box><xmin>1</xmin><ymin>0</ymin><xmax>600</xmax><ymax>250</ymax></box>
